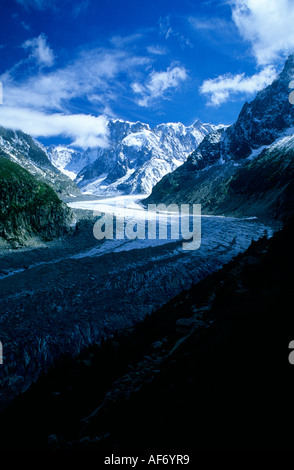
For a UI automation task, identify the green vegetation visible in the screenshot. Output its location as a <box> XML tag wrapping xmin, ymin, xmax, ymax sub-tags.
<box><xmin>0</xmin><ymin>126</ymin><xmax>80</xmax><ymax>197</ymax></box>
<box><xmin>0</xmin><ymin>157</ymin><xmax>72</xmax><ymax>246</ymax></box>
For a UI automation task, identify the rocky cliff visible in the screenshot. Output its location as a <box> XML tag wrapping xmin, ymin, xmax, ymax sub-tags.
<box><xmin>0</xmin><ymin>157</ymin><xmax>74</xmax><ymax>248</ymax></box>
<box><xmin>0</xmin><ymin>126</ymin><xmax>80</xmax><ymax>198</ymax></box>
<box><xmin>146</xmin><ymin>55</ymin><xmax>294</xmax><ymax>220</ymax></box>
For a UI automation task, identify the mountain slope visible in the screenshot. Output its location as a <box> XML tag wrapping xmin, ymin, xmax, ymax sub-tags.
<box><xmin>49</xmin><ymin>119</ymin><xmax>220</xmax><ymax>195</ymax></box>
<box><xmin>0</xmin><ymin>157</ymin><xmax>74</xmax><ymax>248</ymax></box>
<box><xmin>1</xmin><ymin>213</ymin><xmax>293</xmax><ymax>450</ymax></box>
<box><xmin>0</xmin><ymin>126</ymin><xmax>80</xmax><ymax>197</ymax></box>
<box><xmin>146</xmin><ymin>55</ymin><xmax>294</xmax><ymax>219</ymax></box>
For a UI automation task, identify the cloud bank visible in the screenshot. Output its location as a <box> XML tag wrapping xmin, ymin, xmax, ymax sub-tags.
<box><xmin>0</xmin><ymin>43</ymin><xmax>151</xmax><ymax>147</ymax></box>
<box><xmin>231</xmin><ymin>0</ymin><xmax>294</xmax><ymax>66</ymax></box>
<box><xmin>0</xmin><ymin>106</ymin><xmax>109</xmax><ymax>149</ymax></box>
<box><xmin>200</xmin><ymin>66</ymin><xmax>277</xmax><ymax>106</ymax></box>
<box><xmin>200</xmin><ymin>0</ymin><xmax>294</xmax><ymax>106</ymax></box>
<box><xmin>0</xmin><ymin>27</ymin><xmax>188</xmax><ymax>146</ymax></box>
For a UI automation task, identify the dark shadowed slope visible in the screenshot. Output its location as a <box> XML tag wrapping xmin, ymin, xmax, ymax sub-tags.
<box><xmin>0</xmin><ymin>215</ymin><xmax>293</xmax><ymax>450</ymax></box>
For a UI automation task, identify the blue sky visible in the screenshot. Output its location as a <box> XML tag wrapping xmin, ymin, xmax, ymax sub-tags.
<box><xmin>0</xmin><ymin>0</ymin><xmax>294</xmax><ymax>148</ymax></box>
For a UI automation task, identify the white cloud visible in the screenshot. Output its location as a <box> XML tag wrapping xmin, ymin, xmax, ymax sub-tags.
<box><xmin>200</xmin><ymin>0</ymin><xmax>294</xmax><ymax>106</ymax></box>
<box><xmin>22</xmin><ymin>34</ymin><xmax>55</xmax><ymax>67</ymax></box>
<box><xmin>159</xmin><ymin>16</ymin><xmax>174</xmax><ymax>39</ymax></box>
<box><xmin>0</xmin><ymin>40</ymin><xmax>153</xmax><ymax>146</ymax></box>
<box><xmin>0</xmin><ymin>106</ymin><xmax>109</xmax><ymax>149</ymax></box>
<box><xmin>230</xmin><ymin>0</ymin><xmax>294</xmax><ymax>65</ymax></box>
<box><xmin>110</xmin><ymin>33</ymin><xmax>143</xmax><ymax>48</ymax></box>
<box><xmin>132</xmin><ymin>64</ymin><xmax>188</xmax><ymax>107</ymax></box>
<box><xmin>146</xmin><ymin>45</ymin><xmax>168</xmax><ymax>55</ymax></box>
<box><xmin>189</xmin><ymin>16</ymin><xmax>231</xmax><ymax>31</ymax></box>
<box><xmin>159</xmin><ymin>16</ymin><xmax>193</xmax><ymax>48</ymax></box>
<box><xmin>200</xmin><ymin>65</ymin><xmax>277</xmax><ymax>106</ymax></box>
<box><xmin>1</xmin><ymin>48</ymin><xmax>150</xmax><ymax>112</ymax></box>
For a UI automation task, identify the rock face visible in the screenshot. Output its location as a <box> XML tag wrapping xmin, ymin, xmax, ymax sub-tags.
<box><xmin>0</xmin><ymin>157</ymin><xmax>74</xmax><ymax>248</ymax></box>
<box><xmin>146</xmin><ymin>55</ymin><xmax>294</xmax><ymax>219</ymax></box>
<box><xmin>0</xmin><ymin>126</ymin><xmax>80</xmax><ymax>198</ymax></box>
<box><xmin>45</xmin><ymin>146</ymin><xmax>84</xmax><ymax>181</ymax></box>
<box><xmin>48</xmin><ymin>120</ymin><xmax>220</xmax><ymax>195</ymax></box>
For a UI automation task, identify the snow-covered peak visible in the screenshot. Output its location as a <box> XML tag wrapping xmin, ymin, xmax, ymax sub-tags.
<box><xmin>47</xmin><ymin>146</ymin><xmax>76</xmax><ymax>169</ymax></box>
<box><xmin>122</xmin><ymin>129</ymin><xmax>158</xmax><ymax>149</ymax></box>
<box><xmin>48</xmin><ymin>118</ymin><xmax>219</xmax><ymax>195</ymax></box>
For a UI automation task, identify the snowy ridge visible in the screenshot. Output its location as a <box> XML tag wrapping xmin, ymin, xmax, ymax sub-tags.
<box><xmin>247</xmin><ymin>127</ymin><xmax>294</xmax><ymax>161</ymax></box>
<box><xmin>47</xmin><ymin>119</ymin><xmax>220</xmax><ymax>195</ymax></box>
<box><xmin>0</xmin><ymin>126</ymin><xmax>80</xmax><ymax>196</ymax></box>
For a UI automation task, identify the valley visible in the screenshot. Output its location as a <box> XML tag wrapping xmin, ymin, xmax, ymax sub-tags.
<box><xmin>0</xmin><ymin>44</ymin><xmax>294</xmax><ymax>452</ymax></box>
<box><xmin>0</xmin><ymin>194</ymin><xmax>277</xmax><ymax>412</ymax></box>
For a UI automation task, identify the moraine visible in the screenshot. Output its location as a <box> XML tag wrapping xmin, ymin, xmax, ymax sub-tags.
<box><xmin>0</xmin><ymin>195</ymin><xmax>279</xmax><ymax>409</ymax></box>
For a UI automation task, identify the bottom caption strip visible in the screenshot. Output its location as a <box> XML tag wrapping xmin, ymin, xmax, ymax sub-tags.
<box><xmin>104</xmin><ymin>455</ymin><xmax>190</xmax><ymax>466</ymax></box>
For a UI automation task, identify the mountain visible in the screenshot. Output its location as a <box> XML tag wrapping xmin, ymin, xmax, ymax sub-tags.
<box><xmin>146</xmin><ymin>55</ymin><xmax>294</xmax><ymax>220</ymax></box>
<box><xmin>48</xmin><ymin>119</ymin><xmax>220</xmax><ymax>195</ymax></box>
<box><xmin>46</xmin><ymin>145</ymin><xmax>88</xmax><ymax>181</ymax></box>
<box><xmin>0</xmin><ymin>126</ymin><xmax>80</xmax><ymax>198</ymax></box>
<box><xmin>0</xmin><ymin>157</ymin><xmax>74</xmax><ymax>248</ymax></box>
